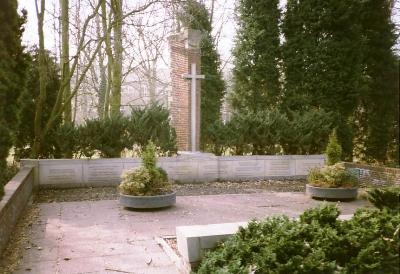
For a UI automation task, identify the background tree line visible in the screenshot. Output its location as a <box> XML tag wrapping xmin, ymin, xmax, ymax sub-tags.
<box><xmin>225</xmin><ymin>0</ymin><xmax>399</xmax><ymax>164</ymax></box>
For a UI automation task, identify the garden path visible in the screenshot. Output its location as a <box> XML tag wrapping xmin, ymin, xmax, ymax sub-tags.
<box><xmin>12</xmin><ymin>193</ymin><xmax>369</xmax><ymax>274</ymax></box>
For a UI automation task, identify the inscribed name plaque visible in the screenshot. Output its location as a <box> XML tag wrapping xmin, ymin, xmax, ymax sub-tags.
<box><xmin>295</xmin><ymin>159</ymin><xmax>324</xmax><ymax>175</ymax></box>
<box><xmin>39</xmin><ymin>160</ymin><xmax>83</xmax><ymax>185</ymax></box>
<box><xmin>172</xmin><ymin>161</ymin><xmax>199</xmax><ymax>182</ymax></box>
<box><xmin>219</xmin><ymin>158</ymin><xmax>264</xmax><ymax>180</ymax></box>
<box><xmin>197</xmin><ymin>159</ymin><xmax>219</xmax><ymax>182</ymax></box>
<box><xmin>266</xmin><ymin>160</ymin><xmax>293</xmax><ymax>176</ymax></box>
<box><xmin>85</xmin><ymin>160</ymin><xmax>124</xmax><ymax>184</ymax></box>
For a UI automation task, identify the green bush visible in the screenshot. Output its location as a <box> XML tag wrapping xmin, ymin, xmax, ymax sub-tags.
<box><xmin>307</xmin><ymin>163</ymin><xmax>358</xmax><ymax>188</ymax></box>
<box><xmin>196</xmin><ymin>203</ymin><xmax>400</xmax><ymax>274</ymax></box>
<box><xmin>126</xmin><ymin>104</ymin><xmax>177</xmax><ymax>156</ymax></box>
<box><xmin>53</xmin><ymin>123</ymin><xmax>78</xmax><ymax>158</ymax></box>
<box><xmin>119</xmin><ymin>142</ymin><xmax>171</xmax><ymax>196</ymax></box>
<box><xmin>76</xmin><ymin>115</ymin><xmax>128</xmax><ymax>158</ymax></box>
<box><xmin>203</xmin><ymin>109</ymin><xmax>333</xmax><ymax>156</ymax></box>
<box><xmin>0</xmin><ymin>163</ymin><xmax>19</xmax><ymax>200</ymax></box>
<box><xmin>326</xmin><ymin>130</ymin><xmax>342</xmax><ymax>165</ymax></box>
<box><xmin>367</xmin><ymin>187</ymin><xmax>400</xmax><ymax>211</ymax></box>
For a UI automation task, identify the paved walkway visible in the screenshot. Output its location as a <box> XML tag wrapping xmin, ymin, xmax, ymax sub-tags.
<box><xmin>14</xmin><ymin>193</ymin><xmax>369</xmax><ymax>274</ymax></box>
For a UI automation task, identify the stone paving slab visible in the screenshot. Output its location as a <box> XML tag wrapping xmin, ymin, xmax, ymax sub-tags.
<box><xmin>13</xmin><ymin>193</ymin><xmax>370</xmax><ymax>274</ymax></box>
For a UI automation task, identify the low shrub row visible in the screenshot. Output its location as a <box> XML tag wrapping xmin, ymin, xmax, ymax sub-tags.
<box><xmin>203</xmin><ymin>108</ymin><xmax>334</xmax><ymax>156</ymax></box>
<box><xmin>196</xmin><ymin>188</ymin><xmax>400</xmax><ymax>274</ymax></box>
<box><xmin>14</xmin><ymin>104</ymin><xmax>177</xmax><ymax>159</ymax></box>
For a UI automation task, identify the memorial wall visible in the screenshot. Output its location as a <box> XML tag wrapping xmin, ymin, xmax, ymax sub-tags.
<box><xmin>21</xmin><ymin>155</ymin><xmax>325</xmax><ymax>187</ymax></box>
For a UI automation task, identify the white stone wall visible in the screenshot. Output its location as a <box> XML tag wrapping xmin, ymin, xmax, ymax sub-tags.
<box><xmin>21</xmin><ymin>155</ymin><xmax>325</xmax><ymax>188</ymax></box>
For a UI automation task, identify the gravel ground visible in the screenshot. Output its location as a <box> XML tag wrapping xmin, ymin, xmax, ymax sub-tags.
<box><xmin>35</xmin><ymin>179</ymin><xmax>307</xmax><ymax>203</ymax></box>
<box><xmin>0</xmin><ymin>204</ymin><xmax>40</xmax><ymax>274</ymax></box>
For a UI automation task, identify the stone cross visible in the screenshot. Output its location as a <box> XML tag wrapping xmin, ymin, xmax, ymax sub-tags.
<box><xmin>183</xmin><ymin>63</ymin><xmax>205</xmax><ymax>152</ymax></box>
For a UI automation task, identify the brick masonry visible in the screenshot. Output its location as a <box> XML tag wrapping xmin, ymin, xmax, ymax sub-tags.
<box><xmin>344</xmin><ymin>162</ymin><xmax>400</xmax><ymax>186</ymax></box>
<box><xmin>169</xmin><ymin>29</ymin><xmax>202</xmax><ymax>151</ymax></box>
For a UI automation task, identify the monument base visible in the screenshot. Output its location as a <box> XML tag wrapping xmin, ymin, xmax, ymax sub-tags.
<box><xmin>177</xmin><ymin>151</ymin><xmax>216</xmax><ymax>159</ymax></box>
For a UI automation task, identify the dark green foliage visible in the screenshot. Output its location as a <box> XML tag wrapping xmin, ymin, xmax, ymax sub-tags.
<box><xmin>206</xmin><ymin>109</ymin><xmax>333</xmax><ymax>156</ymax></box>
<box><xmin>14</xmin><ymin>49</ymin><xmax>61</xmax><ymax>159</ymax></box>
<box><xmin>178</xmin><ymin>0</ymin><xmax>225</xmax><ymax>150</ymax></box>
<box><xmin>357</xmin><ymin>0</ymin><xmax>398</xmax><ymax>164</ymax></box>
<box><xmin>0</xmin><ymin>1</ymin><xmax>27</xmax><ymax>130</ymax></box>
<box><xmin>53</xmin><ymin>123</ymin><xmax>78</xmax><ymax>158</ymax></box>
<box><xmin>77</xmin><ymin>115</ymin><xmax>128</xmax><ymax>158</ymax></box>
<box><xmin>281</xmin><ymin>0</ymin><xmax>364</xmax><ymax>160</ymax></box>
<box><xmin>326</xmin><ymin>130</ymin><xmax>342</xmax><ymax>165</ymax></box>
<box><xmin>0</xmin><ymin>163</ymin><xmax>19</xmax><ymax>200</ymax></box>
<box><xmin>0</xmin><ymin>123</ymin><xmax>12</xmax><ymax>200</ymax></box>
<box><xmin>280</xmin><ymin>109</ymin><xmax>334</xmax><ymax>155</ymax></box>
<box><xmin>231</xmin><ymin>0</ymin><xmax>281</xmax><ymax>113</ymax></box>
<box><xmin>367</xmin><ymin>187</ymin><xmax>400</xmax><ymax>211</ymax></box>
<box><xmin>196</xmin><ymin>204</ymin><xmax>400</xmax><ymax>274</ymax></box>
<box><xmin>126</xmin><ymin>104</ymin><xmax>177</xmax><ymax>156</ymax></box>
<box><xmin>0</xmin><ymin>0</ymin><xmax>27</xmax><ymax>173</ymax></box>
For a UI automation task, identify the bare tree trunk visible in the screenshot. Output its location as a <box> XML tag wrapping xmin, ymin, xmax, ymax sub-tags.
<box><xmin>96</xmin><ymin>13</ymin><xmax>107</xmax><ymax>119</ymax></box>
<box><xmin>32</xmin><ymin>0</ymin><xmax>47</xmax><ymax>158</ymax></box>
<box><xmin>110</xmin><ymin>0</ymin><xmax>123</xmax><ymax>117</ymax></box>
<box><xmin>60</xmin><ymin>0</ymin><xmax>71</xmax><ymax>124</ymax></box>
<box><xmin>101</xmin><ymin>0</ymin><xmax>113</xmax><ymax>119</ymax></box>
<box><xmin>148</xmin><ymin>59</ymin><xmax>157</xmax><ymax>103</ymax></box>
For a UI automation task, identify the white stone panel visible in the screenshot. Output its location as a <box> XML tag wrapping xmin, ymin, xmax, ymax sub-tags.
<box><xmin>295</xmin><ymin>158</ymin><xmax>325</xmax><ymax>175</ymax></box>
<box><xmin>219</xmin><ymin>158</ymin><xmax>264</xmax><ymax>180</ymax></box>
<box><xmin>83</xmin><ymin>159</ymin><xmax>124</xmax><ymax>184</ymax></box>
<box><xmin>265</xmin><ymin>159</ymin><xmax>295</xmax><ymax>176</ymax></box>
<box><xmin>38</xmin><ymin>160</ymin><xmax>84</xmax><ymax>185</ymax></box>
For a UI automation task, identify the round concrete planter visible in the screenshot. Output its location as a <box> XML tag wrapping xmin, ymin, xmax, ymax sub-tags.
<box><xmin>119</xmin><ymin>192</ymin><xmax>176</xmax><ymax>209</ymax></box>
<box><xmin>306</xmin><ymin>184</ymin><xmax>358</xmax><ymax>200</ymax></box>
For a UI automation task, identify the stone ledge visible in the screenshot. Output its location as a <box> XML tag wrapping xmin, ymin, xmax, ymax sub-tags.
<box><xmin>0</xmin><ymin>166</ymin><xmax>35</xmax><ymax>256</ymax></box>
<box><xmin>176</xmin><ymin>215</ymin><xmax>353</xmax><ymax>265</ymax></box>
<box><xmin>176</xmin><ymin>222</ymin><xmax>248</xmax><ymax>264</ymax></box>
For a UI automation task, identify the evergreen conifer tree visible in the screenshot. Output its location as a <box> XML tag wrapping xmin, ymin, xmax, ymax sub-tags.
<box><xmin>230</xmin><ymin>0</ymin><xmax>281</xmax><ymax>113</ymax></box>
<box><xmin>282</xmin><ymin>0</ymin><xmax>364</xmax><ymax>160</ymax></box>
<box><xmin>358</xmin><ymin>0</ymin><xmax>398</xmax><ymax>164</ymax></box>
<box><xmin>0</xmin><ymin>0</ymin><xmax>27</xmax><ymax>187</ymax></box>
<box><xmin>14</xmin><ymin>49</ymin><xmax>61</xmax><ymax>159</ymax></box>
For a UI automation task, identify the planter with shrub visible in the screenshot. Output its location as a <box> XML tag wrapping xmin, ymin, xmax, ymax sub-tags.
<box><xmin>306</xmin><ymin>130</ymin><xmax>358</xmax><ymax>200</ymax></box>
<box><xmin>195</xmin><ymin>188</ymin><xmax>400</xmax><ymax>274</ymax></box>
<box><xmin>118</xmin><ymin>142</ymin><xmax>175</xmax><ymax>209</ymax></box>
<box><xmin>306</xmin><ymin>163</ymin><xmax>358</xmax><ymax>199</ymax></box>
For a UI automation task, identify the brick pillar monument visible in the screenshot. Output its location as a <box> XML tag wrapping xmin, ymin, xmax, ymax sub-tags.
<box><xmin>169</xmin><ymin>29</ymin><xmax>204</xmax><ymax>152</ymax></box>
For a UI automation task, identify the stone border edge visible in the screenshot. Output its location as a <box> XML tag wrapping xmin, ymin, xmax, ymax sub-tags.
<box><xmin>0</xmin><ymin>166</ymin><xmax>35</xmax><ymax>256</ymax></box>
<box><xmin>155</xmin><ymin>236</ymin><xmax>191</xmax><ymax>274</ymax></box>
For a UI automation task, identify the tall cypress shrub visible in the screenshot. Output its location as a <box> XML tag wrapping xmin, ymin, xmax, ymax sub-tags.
<box><xmin>357</xmin><ymin>0</ymin><xmax>398</xmax><ymax>164</ymax></box>
<box><xmin>282</xmin><ymin>0</ymin><xmax>364</xmax><ymax>160</ymax></box>
<box><xmin>230</xmin><ymin>0</ymin><xmax>281</xmax><ymax>113</ymax></box>
<box><xmin>0</xmin><ymin>0</ymin><xmax>27</xmax><ymax>187</ymax></box>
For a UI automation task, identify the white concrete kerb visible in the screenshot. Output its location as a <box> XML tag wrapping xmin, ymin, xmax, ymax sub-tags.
<box><xmin>176</xmin><ymin>222</ymin><xmax>248</xmax><ymax>264</ymax></box>
<box><xmin>175</xmin><ymin>215</ymin><xmax>353</xmax><ymax>264</ymax></box>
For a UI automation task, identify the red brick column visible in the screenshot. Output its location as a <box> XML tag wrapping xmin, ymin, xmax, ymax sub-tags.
<box><xmin>169</xmin><ymin>29</ymin><xmax>202</xmax><ymax>152</ymax></box>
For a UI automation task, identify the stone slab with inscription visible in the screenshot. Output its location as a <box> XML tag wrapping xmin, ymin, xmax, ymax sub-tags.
<box><xmin>295</xmin><ymin>158</ymin><xmax>325</xmax><ymax>175</ymax></box>
<box><xmin>219</xmin><ymin>158</ymin><xmax>265</xmax><ymax>181</ymax></box>
<box><xmin>38</xmin><ymin>160</ymin><xmax>84</xmax><ymax>185</ymax></box>
<box><xmin>265</xmin><ymin>159</ymin><xmax>295</xmax><ymax>176</ymax></box>
<box><xmin>83</xmin><ymin>159</ymin><xmax>124</xmax><ymax>185</ymax></box>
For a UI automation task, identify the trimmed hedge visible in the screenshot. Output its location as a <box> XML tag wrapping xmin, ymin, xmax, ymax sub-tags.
<box><xmin>196</xmin><ymin>200</ymin><xmax>400</xmax><ymax>273</ymax></box>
